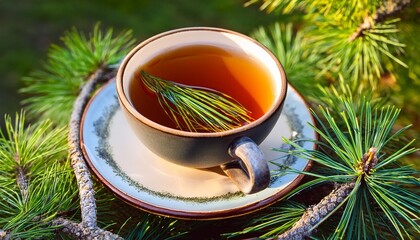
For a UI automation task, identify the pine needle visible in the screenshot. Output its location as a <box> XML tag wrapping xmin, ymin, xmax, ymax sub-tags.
<box><xmin>250</xmin><ymin>23</ymin><xmax>324</xmax><ymax>95</ymax></box>
<box><xmin>20</xmin><ymin>23</ymin><xmax>135</xmax><ymax>126</ymax></box>
<box><xmin>140</xmin><ymin>70</ymin><xmax>253</xmax><ymax>132</ymax></box>
<box><xmin>0</xmin><ymin>112</ymin><xmax>78</xmax><ymax>239</ymax></box>
<box><xmin>275</xmin><ymin>95</ymin><xmax>419</xmax><ymax>239</ymax></box>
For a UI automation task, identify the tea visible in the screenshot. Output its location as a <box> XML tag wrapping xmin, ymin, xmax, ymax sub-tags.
<box><xmin>129</xmin><ymin>44</ymin><xmax>276</xmax><ymax>131</ymax></box>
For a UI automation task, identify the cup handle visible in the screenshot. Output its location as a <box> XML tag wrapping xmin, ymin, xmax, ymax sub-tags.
<box><xmin>221</xmin><ymin>136</ymin><xmax>270</xmax><ymax>194</ymax></box>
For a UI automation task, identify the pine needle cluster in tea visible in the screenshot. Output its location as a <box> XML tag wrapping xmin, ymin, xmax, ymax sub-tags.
<box><xmin>140</xmin><ymin>70</ymin><xmax>254</xmax><ymax>132</ymax></box>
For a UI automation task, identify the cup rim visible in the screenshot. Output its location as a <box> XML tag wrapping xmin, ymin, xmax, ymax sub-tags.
<box><xmin>116</xmin><ymin>26</ymin><xmax>288</xmax><ymax>138</ymax></box>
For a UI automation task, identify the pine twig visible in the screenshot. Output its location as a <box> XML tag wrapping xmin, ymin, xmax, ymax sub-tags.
<box><xmin>0</xmin><ymin>229</ymin><xmax>10</xmax><ymax>240</ymax></box>
<box><xmin>51</xmin><ymin>217</ymin><xmax>122</xmax><ymax>239</ymax></box>
<box><xmin>12</xmin><ymin>143</ymin><xmax>29</xmax><ymax>201</ymax></box>
<box><xmin>68</xmin><ymin>68</ymin><xmax>103</xmax><ymax>228</ymax></box>
<box><xmin>349</xmin><ymin>0</ymin><xmax>411</xmax><ymax>41</ymax></box>
<box><xmin>0</xmin><ymin>218</ymin><xmax>122</xmax><ymax>240</ymax></box>
<box><xmin>67</xmin><ymin>67</ymin><xmax>122</xmax><ymax>238</ymax></box>
<box><xmin>15</xmin><ymin>166</ymin><xmax>29</xmax><ymax>200</ymax></box>
<box><xmin>140</xmin><ymin>70</ymin><xmax>253</xmax><ymax>132</ymax></box>
<box><xmin>273</xmin><ymin>182</ymin><xmax>355</xmax><ymax>240</ymax></box>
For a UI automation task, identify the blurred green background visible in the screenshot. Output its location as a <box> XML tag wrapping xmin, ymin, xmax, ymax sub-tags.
<box><xmin>0</xmin><ymin>0</ymin><xmax>277</xmax><ymax>121</ymax></box>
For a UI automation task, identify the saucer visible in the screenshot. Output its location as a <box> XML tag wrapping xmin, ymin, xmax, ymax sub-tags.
<box><xmin>80</xmin><ymin>79</ymin><xmax>316</xmax><ymax>220</ymax></box>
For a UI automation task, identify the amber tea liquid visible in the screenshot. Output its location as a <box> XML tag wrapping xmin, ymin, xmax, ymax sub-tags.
<box><xmin>129</xmin><ymin>44</ymin><xmax>276</xmax><ymax>131</ymax></box>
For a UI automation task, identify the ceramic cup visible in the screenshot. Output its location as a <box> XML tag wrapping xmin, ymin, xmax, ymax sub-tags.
<box><xmin>116</xmin><ymin>27</ymin><xmax>288</xmax><ymax>194</ymax></box>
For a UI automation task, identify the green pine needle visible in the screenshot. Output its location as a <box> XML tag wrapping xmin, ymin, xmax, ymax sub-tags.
<box><xmin>20</xmin><ymin>23</ymin><xmax>136</xmax><ymax>126</ymax></box>
<box><xmin>140</xmin><ymin>70</ymin><xmax>253</xmax><ymax>132</ymax></box>
<box><xmin>249</xmin><ymin>1</ymin><xmax>408</xmax><ymax>91</ymax></box>
<box><xmin>121</xmin><ymin>215</ymin><xmax>186</xmax><ymax>240</ymax></box>
<box><xmin>246</xmin><ymin>0</ymin><xmax>380</xmax><ymax>18</ymax></box>
<box><xmin>0</xmin><ymin>112</ymin><xmax>78</xmax><ymax>239</ymax></box>
<box><xmin>251</xmin><ymin>23</ymin><xmax>324</xmax><ymax>95</ymax></box>
<box><xmin>0</xmin><ymin>112</ymin><xmax>68</xmax><ymax>178</ymax></box>
<box><xmin>245</xmin><ymin>0</ymin><xmax>307</xmax><ymax>13</ymax></box>
<box><xmin>307</xmin><ymin>15</ymin><xmax>406</xmax><ymax>90</ymax></box>
<box><xmin>222</xmin><ymin>202</ymin><xmax>306</xmax><ymax>238</ymax></box>
<box><xmin>309</xmin><ymin>76</ymin><xmax>389</xmax><ymax>117</ymax></box>
<box><xmin>275</xmin><ymin>95</ymin><xmax>419</xmax><ymax>239</ymax></box>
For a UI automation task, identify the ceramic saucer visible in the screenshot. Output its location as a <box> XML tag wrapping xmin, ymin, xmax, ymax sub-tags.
<box><xmin>80</xmin><ymin>79</ymin><xmax>316</xmax><ymax>220</ymax></box>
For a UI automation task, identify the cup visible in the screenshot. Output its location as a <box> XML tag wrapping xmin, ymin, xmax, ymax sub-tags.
<box><xmin>116</xmin><ymin>27</ymin><xmax>287</xmax><ymax>194</ymax></box>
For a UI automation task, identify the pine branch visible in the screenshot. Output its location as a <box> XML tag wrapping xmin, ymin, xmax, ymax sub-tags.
<box><xmin>251</xmin><ymin>23</ymin><xmax>324</xmax><ymax>95</ymax></box>
<box><xmin>249</xmin><ymin>0</ymin><xmax>411</xmax><ymax>92</ymax></box>
<box><xmin>66</xmin><ymin>68</ymin><xmax>187</xmax><ymax>239</ymax></box>
<box><xmin>67</xmin><ymin>67</ymin><xmax>111</xmax><ymax>230</ymax></box>
<box><xmin>139</xmin><ymin>70</ymin><xmax>253</xmax><ymax>132</ymax></box>
<box><xmin>349</xmin><ymin>0</ymin><xmax>411</xmax><ymax>41</ymax></box>
<box><xmin>0</xmin><ymin>217</ymin><xmax>123</xmax><ymax>240</ymax></box>
<box><xmin>12</xmin><ymin>24</ymin><xmax>191</xmax><ymax>239</ymax></box>
<box><xmin>308</xmin><ymin>76</ymin><xmax>389</xmax><ymax>117</ymax></box>
<box><xmin>266</xmin><ymin>95</ymin><xmax>419</xmax><ymax>239</ymax></box>
<box><xmin>0</xmin><ymin>113</ymin><xmax>80</xmax><ymax>239</ymax></box>
<box><xmin>15</xmin><ymin>165</ymin><xmax>29</xmax><ymax>201</ymax></box>
<box><xmin>0</xmin><ymin>230</ymin><xmax>9</xmax><ymax>240</ymax></box>
<box><xmin>0</xmin><ymin>52</ymin><xmax>122</xmax><ymax>240</ymax></box>
<box><xmin>244</xmin><ymin>0</ymin><xmax>307</xmax><ymax>13</ymax></box>
<box><xmin>274</xmin><ymin>182</ymin><xmax>355</xmax><ymax>239</ymax></box>
<box><xmin>0</xmin><ymin>85</ymin><xmax>179</xmax><ymax>239</ymax></box>
<box><xmin>51</xmin><ymin>217</ymin><xmax>123</xmax><ymax>239</ymax></box>
<box><xmin>20</xmin><ymin>24</ymin><xmax>135</xmax><ymax>126</ymax></box>
<box><xmin>222</xmin><ymin>202</ymin><xmax>306</xmax><ymax>238</ymax></box>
